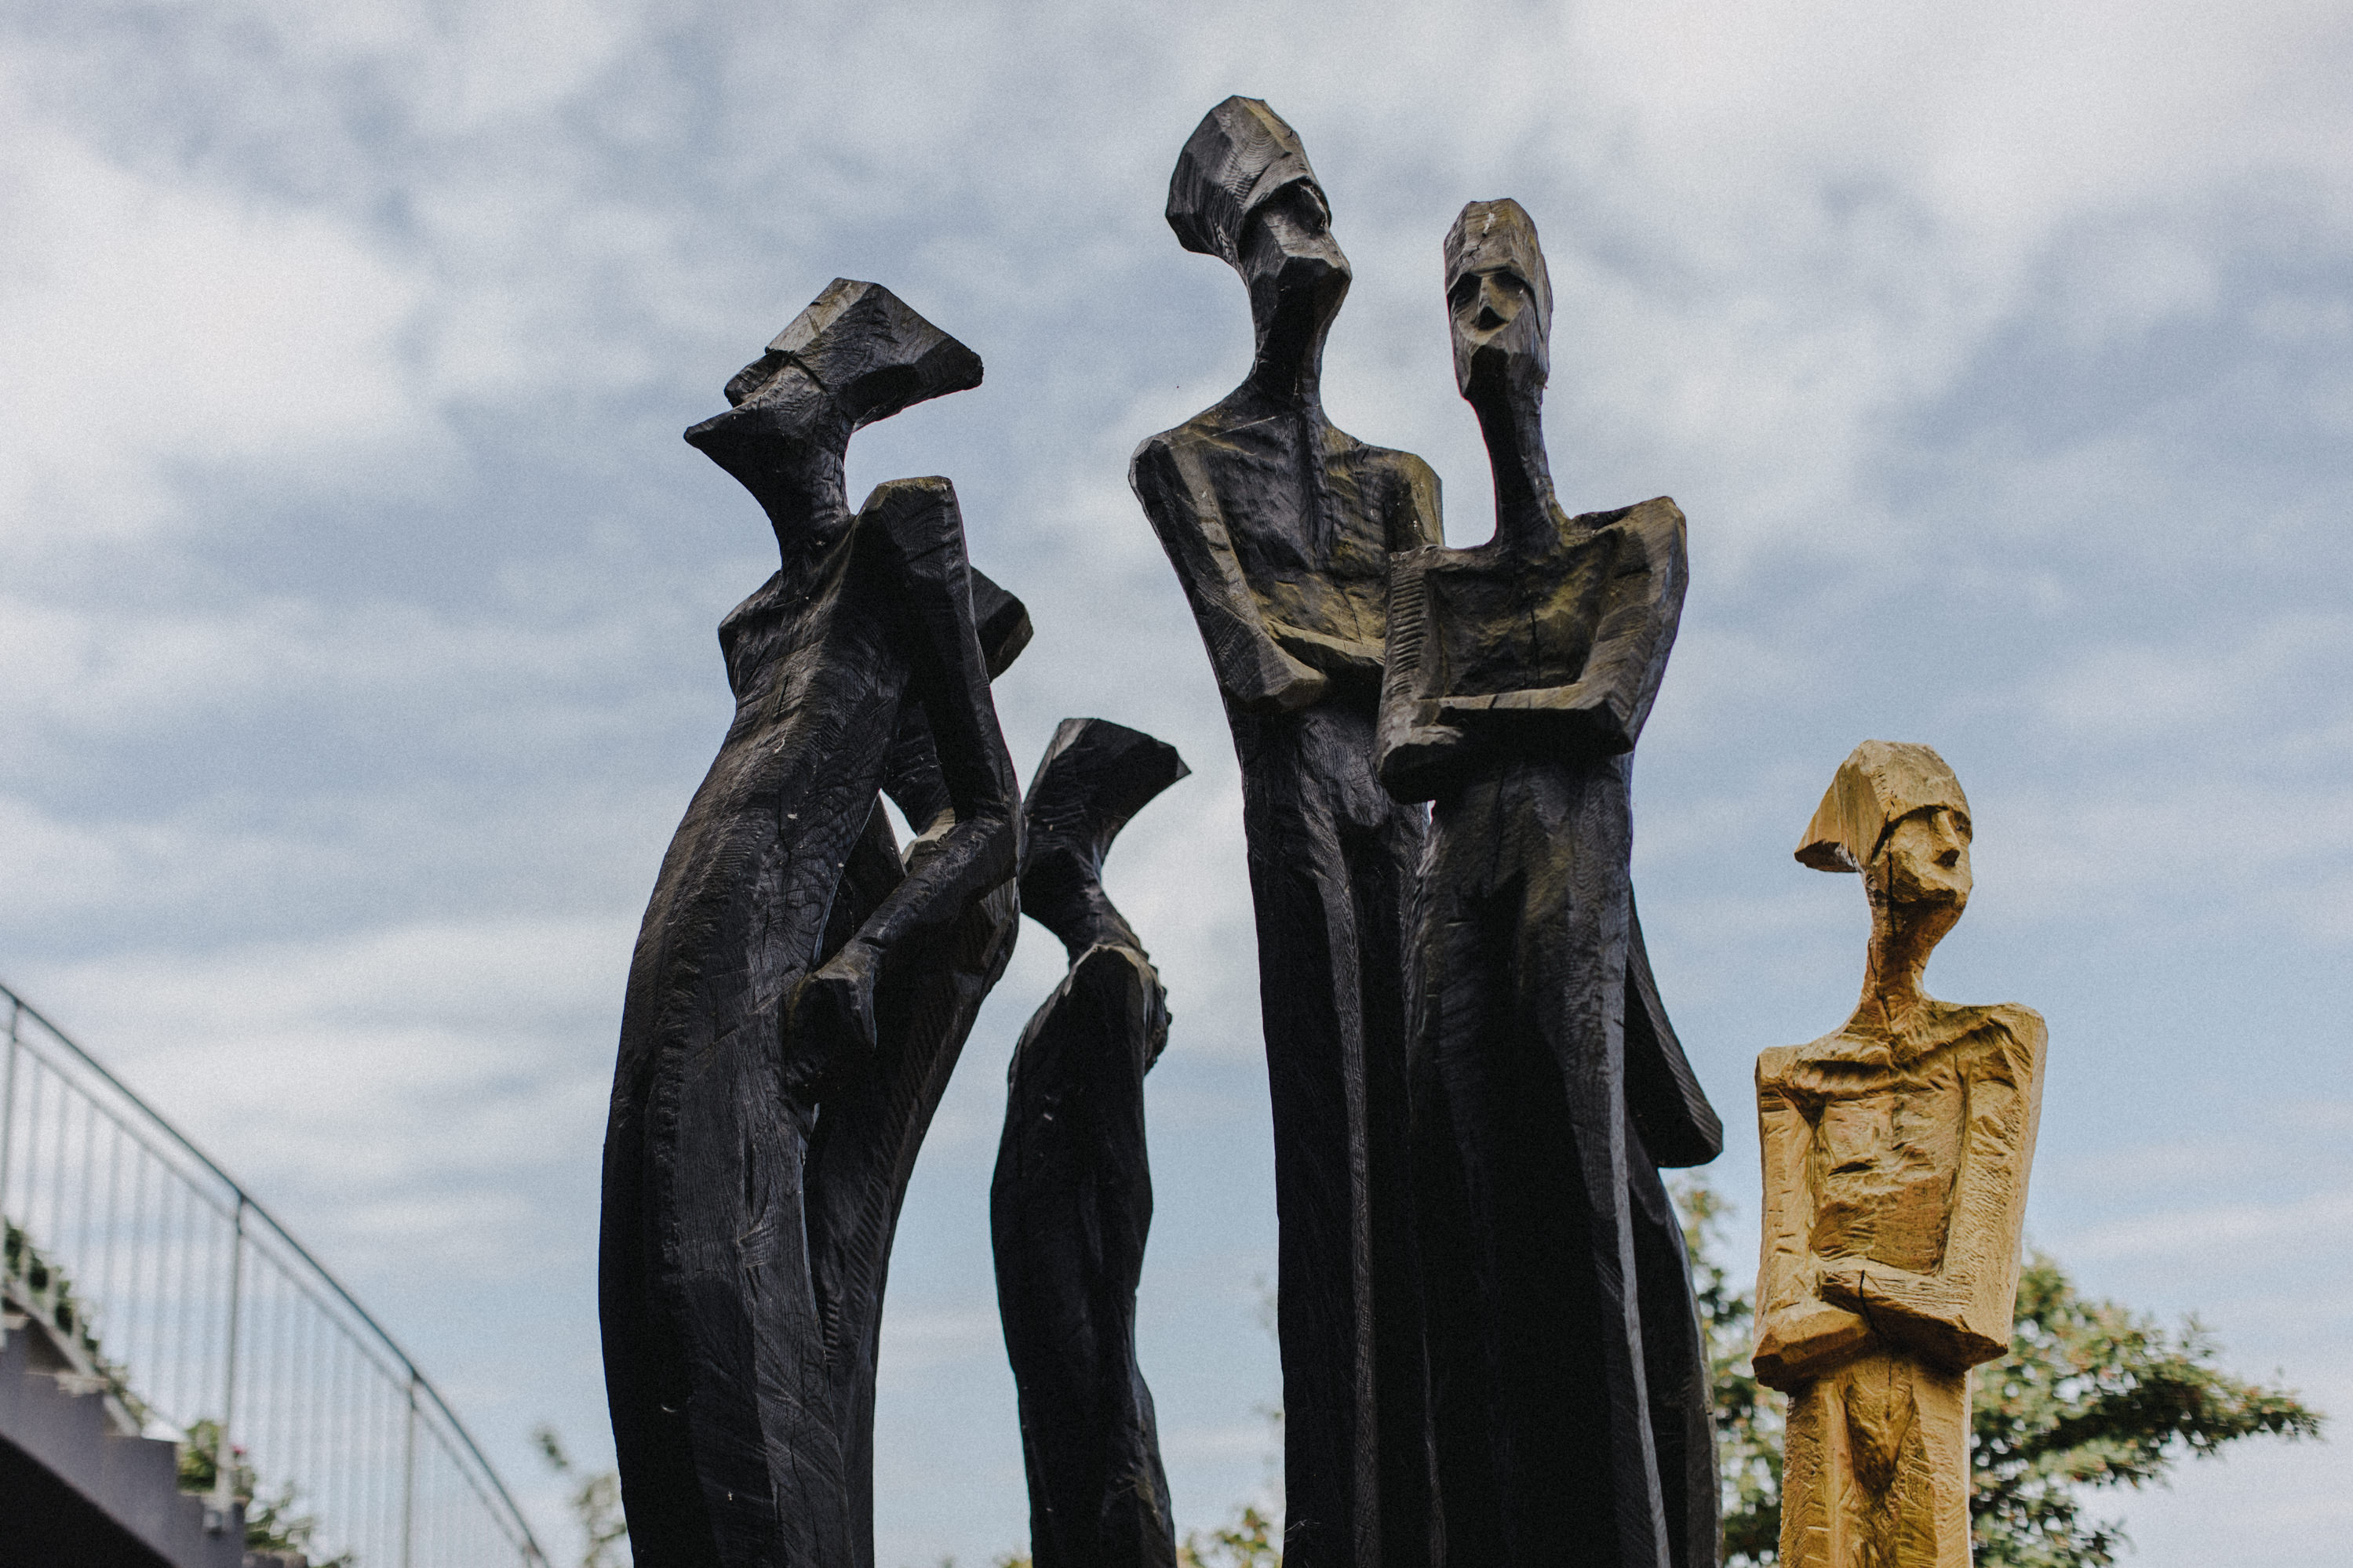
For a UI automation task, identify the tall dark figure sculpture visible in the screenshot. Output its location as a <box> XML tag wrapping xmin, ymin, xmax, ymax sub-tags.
<box><xmin>602</xmin><ymin>279</ymin><xmax>1025</xmax><ymax>1568</ymax></box>
<box><xmin>1131</xmin><ymin>97</ymin><xmax>1443</xmax><ymax>1568</ymax></box>
<box><xmin>993</xmin><ymin>719</ymin><xmax>1191</xmax><ymax>1568</ymax></box>
<box><xmin>1375</xmin><ymin>202</ymin><xmax>1723</xmax><ymax>1568</ymax></box>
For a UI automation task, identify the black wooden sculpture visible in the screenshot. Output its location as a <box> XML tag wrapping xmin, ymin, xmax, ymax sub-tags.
<box><xmin>1131</xmin><ymin>97</ymin><xmax>1443</xmax><ymax>1568</ymax></box>
<box><xmin>1375</xmin><ymin>202</ymin><xmax>1723</xmax><ymax>1568</ymax></box>
<box><xmin>601</xmin><ymin>279</ymin><xmax>1026</xmax><ymax>1568</ymax></box>
<box><xmin>993</xmin><ymin>719</ymin><xmax>1191</xmax><ymax>1568</ymax></box>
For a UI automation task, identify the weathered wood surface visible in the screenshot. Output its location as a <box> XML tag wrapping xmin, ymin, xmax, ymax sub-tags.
<box><xmin>994</xmin><ymin>718</ymin><xmax>1190</xmax><ymax>1568</ymax></box>
<box><xmin>600</xmin><ymin>280</ymin><xmax>1024</xmax><ymax>1568</ymax></box>
<box><xmin>1131</xmin><ymin>96</ymin><xmax>1441</xmax><ymax>1568</ymax></box>
<box><xmin>1377</xmin><ymin>200</ymin><xmax>1720</xmax><ymax>1568</ymax></box>
<box><xmin>1754</xmin><ymin>741</ymin><xmax>2045</xmax><ymax>1568</ymax></box>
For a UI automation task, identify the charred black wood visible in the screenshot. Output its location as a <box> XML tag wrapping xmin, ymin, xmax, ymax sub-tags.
<box><xmin>994</xmin><ymin>719</ymin><xmax>1189</xmax><ymax>1568</ymax></box>
<box><xmin>1377</xmin><ymin>202</ymin><xmax>1721</xmax><ymax>1568</ymax></box>
<box><xmin>601</xmin><ymin>279</ymin><xmax>1023</xmax><ymax>1568</ymax></box>
<box><xmin>1132</xmin><ymin>97</ymin><xmax>1441</xmax><ymax>1568</ymax></box>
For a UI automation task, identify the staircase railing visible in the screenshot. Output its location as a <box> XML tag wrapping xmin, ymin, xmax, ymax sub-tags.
<box><xmin>0</xmin><ymin>981</ymin><xmax>549</xmax><ymax>1568</ymax></box>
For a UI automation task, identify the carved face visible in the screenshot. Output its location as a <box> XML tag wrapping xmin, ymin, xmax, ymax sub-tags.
<box><xmin>687</xmin><ymin>353</ymin><xmax>837</xmax><ymax>463</ymax></box>
<box><xmin>1448</xmin><ymin>261</ymin><xmax>1548</xmax><ymax>400</ymax></box>
<box><xmin>1870</xmin><ymin>805</ymin><xmax>1972</xmax><ymax>940</ymax></box>
<box><xmin>1237</xmin><ymin>180</ymin><xmax>1350</xmax><ymax>328</ymax></box>
<box><xmin>682</xmin><ymin>351</ymin><xmax>852</xmax><ymax>551</ymax></box>
<box><xmin>723</xmin><ymin>346</ymin><xmax>793</xmax><ymax>408</ymax></box>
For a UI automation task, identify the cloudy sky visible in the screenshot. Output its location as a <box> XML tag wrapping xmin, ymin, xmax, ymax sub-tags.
<box><xmin>2</xmin><ymin>1</ymin><xmax>2349</xmax><ymax>1563</ymax></box>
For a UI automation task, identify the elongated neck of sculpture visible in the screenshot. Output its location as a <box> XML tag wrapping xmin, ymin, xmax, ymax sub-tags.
<box><xmin>1853</xmin><ymin>896</ymin><xmax>1946</xmax><ymax>1039</ymax></box>
<box><xmin>688</xmin><ymin>369</ymin><xmax>859</xmax><ymax>559</ymax></box>
<box><xmin>1473</xmin><ymin>383</ymin><xmax>1561</xmax><ymax>551</ymax></box>
<box><xmin>754</xmin><ymin>433</ymin><xmax>855</xmax><ymax>557</ymax></box>
<box><xmin>1243</xmin><ymin>284</ymin><xmax>1333</xmax><ymax>412</ymax></box>
<box><xmin>1023</xmin><ymin>844</ymin><xmax>1145</xmax><ymax>963</ymax></box>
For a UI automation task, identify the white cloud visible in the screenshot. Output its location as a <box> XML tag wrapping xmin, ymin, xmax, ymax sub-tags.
<box><xmin>2031</xmin><ymin>613</ymin><xmax>2353</xmax><ymax>742</ymax></box>
<box><xmin>16</xmin><ymin>916</ymin><xmax>629</xmax><ymax>1238</ymax></box>
<box><xmin>0</xmin><ymin>73</ymin><xmax>439</xmax><ymax>548</ymax></box>
<box><xmin>879</xmin><ymin>1305</ymin><xmax>999</xmax><ymax>1374</ymax></box>
<box><xmin>2</xmin><ymin>1</ymin><xmax>2350</xmax><ymax>1558</ymax></box>
<box><xmin>2066</xmin><ymin>1187</ymin><xmax>2353</xmax><ymax>1263</ymax></box>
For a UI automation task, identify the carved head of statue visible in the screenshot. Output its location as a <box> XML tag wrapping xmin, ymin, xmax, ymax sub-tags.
<box><xmin>716</xmin><ymin>278</ymin><xmax>982</xmax><ymax>430</ymax></box>
<box><xmin>1798</xmin><ymin>740</ymin><xmax>1973</xmax><ymax>944</ymax></box>
<box><xmin>1167</xmin><ymin>96</ymin><xmax>1350</xmax><ymax>330</ymax></box>
<box><xmin>1019</xmin><ymin>717</ymin><xmax>1190</xmax><ymax>961</ymax></box>
<box><xmin>686</xmin><ymin>281</ymin><xmax>982</xmax><ymax>541</ymax></box>
<box><xmin>1444</xmin><ymin>198</ymin><xmax>1553</xmax><ymax>406</ymax></box>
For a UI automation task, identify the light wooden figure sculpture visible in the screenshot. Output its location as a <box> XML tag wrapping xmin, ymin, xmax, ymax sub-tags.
<box><xmin>1753</xmin><ymin>742</ymin><xmax>2045</xmax><ymax>1568</ymax></box>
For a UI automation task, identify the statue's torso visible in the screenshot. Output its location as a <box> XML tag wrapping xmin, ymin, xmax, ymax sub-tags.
<box><xmin>1759</xmin><ymin>1004</ymin><xmax>2035</xmax><ymax>1279</ymax></box>
<box><xmin>1410</xmin><ymin>515</ymin><xmax>1642</xmax><ymax>700</ymax></box>
<box><xmin>632</xmin><ymin>526</ymin><xmax>913</xmax><ymax>1020</ymax></box>
<box><xmin>1146</xmin><ymin>398</ymin><xmax>1435</xmax><ymax>689</ymax></box>
<box><xmin>1808</xmin><ymin>1068</ymin><xmax>1965</xmax><ymax>1275</ymax></box>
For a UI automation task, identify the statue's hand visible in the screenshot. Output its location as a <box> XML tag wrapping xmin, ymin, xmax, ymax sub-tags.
<box><xmin>1822</xmin><ymin>1259</ymin><xmax>2006</xmax><ymax>1370</ymax></box>
<box><xmin>785</xmin><ymin>939</ymin><xmax>881</xmax><ymax>1097</ymax></box>
<box><xmin>1375</xmin><ymin>720</ymin><xmax>1473</xmax><ymax>802</ymax></box>
<box><xmin>1438</xmin><ymin>682</ymin><xmax>1635</xmax><ymax>759</ymax></box>
<box><xmin>1226</xmin><ymin>639</ymin><xmax>1329</xmax><ymax>716</ymax></box>
<box><xmin>1817</xmin><ymin>1257</ymin><xmax>1871</xmax><ymax>1309</ymax></box>
<box><xmin>1754</xmin><ymin>1300</ymin><xmax>1873</xmax><ymax>1391</ymax></box>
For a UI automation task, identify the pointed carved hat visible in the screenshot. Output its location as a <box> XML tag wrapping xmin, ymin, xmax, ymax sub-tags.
<box><xmin>1167</xmin><ymin>96</ymin><xmax>1320</xmax><ymax>267</ymax></box>
<box><xmin>728</xmin><ymin>278</ymin><xmax>982</xmax><ymax>429</ymax></box>
<box><xmin>1797</xmin><ymin>740</ymin><xmax>1971</xmax><ymax>874</ymax></box>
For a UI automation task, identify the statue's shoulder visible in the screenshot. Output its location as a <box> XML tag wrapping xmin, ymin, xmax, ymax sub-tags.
<box><xmin>1601</xmin><ymin>494</ymin><xmax>1685</xmax><ymax>528</ymax></box>
<box><xmin>1325</xmin><ymin>424</ymin><xmax>1427</xmax><ymax>471</ymax></box>
<box><xmin>719</xmin><ymin>569</ymin><xmax>791</xmax><ymax>632</ymax></box>
<box><xmin>1068</xmin><ymin>940</ymin><xmax>1157</xmax><ymax>995</ymax></box>
<box><xmin>1579</xmin><ymin>497</ymin><xmax>1687</xmax><ymax>569</ymax></box>
<box><xmin>1757</xmin><ymin>1035</ymin><xmax>1838</xmax><ymax>1093</ymax></box>
<box><xmin>1130</xmin><ymin>399</ymin><xmax>1244</xmax><ymax>473</ymax></box>
<box><xmin>1943</xmin><ymin>1001</ymin><xmax>2047</xmax><ymax>1077</ymax></box>
<box><xmin>1981</xmin><ymin>1001</ymin><xmax>2047</xmax><ymax>1060</ymax></box>
<box><xmin>716</xmin><ymin>569</ymin><xmax>794</xmax><ymax>669</ymax></box>
<box><xmin>855</xmin><ymin>475</ymin><xmax>967</xmax><ymax>561</ymax></box>
<box><xmin>1351</xmin><ymin>440</ymin><xmax>1441</xmax><ymax>498</ymax></box>
<box><xmin>849</xmin><ymin>476</ymin><xmax>985</xmax><ymax>633</ymax></box>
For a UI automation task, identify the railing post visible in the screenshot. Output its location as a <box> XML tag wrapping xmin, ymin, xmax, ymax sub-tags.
<box><xmin>0</xmin><ymin>999</ymin><xmax>21</xmax><ymax>1231</ymax></box>
<box><xmin>402</xmin><ymin>1370</ymin><xmax>421</xmax><ymax>1568</ymax></box>
<box><xmin>213</xmin><ymin>1196</ymin><xmax>247</xmax><ymax>1529</ymax></box>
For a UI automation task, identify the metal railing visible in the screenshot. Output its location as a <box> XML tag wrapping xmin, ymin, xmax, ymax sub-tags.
<box><xmin>0</xmin><ymin>981</ymin><xmax>549</xmax><ymax>1568</ymax></box>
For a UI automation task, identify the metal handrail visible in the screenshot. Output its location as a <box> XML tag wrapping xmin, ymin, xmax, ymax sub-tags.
<box><xmin>0</xmin><ymin>980</ymin><xmax>549</xmax><ymax>1567</ymax></box>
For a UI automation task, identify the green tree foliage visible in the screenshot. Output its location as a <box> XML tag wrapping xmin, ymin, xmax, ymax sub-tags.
<box><xmin>1970</xmin><ymin>1255</ymin><xmax>2326</xmax><ymax>1566</ymax></box>
<box><xmin>1178</xmin><ymin>1504</ymin><xmax>1283</xmax><ymax>1568</ymax></box>
<box><xmin>1681</xmin><ymin>1184</ymin><xmax>2326</xmax><ymax>1567</ymax></box>
<box><xmin>176</xmin><ymin>1418</ymin><xmax>353</xmax><ymax>1566</ymax></box>
<box><xmin>1681</xmin><ymin>1184</ymin><xmax>1784</xmax><ymax>1563</ymax></box>
<box><xmin>533</xmin><ymin>1424</ymin><xmax>632</xmax><ymax>1568</ymax></box>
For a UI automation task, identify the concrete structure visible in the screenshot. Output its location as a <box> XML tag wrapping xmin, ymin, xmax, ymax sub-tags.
<box><xmin>0</xmin><ymin>1300</ymin><xmax>247</xmax><ymax>1568</ymax></box>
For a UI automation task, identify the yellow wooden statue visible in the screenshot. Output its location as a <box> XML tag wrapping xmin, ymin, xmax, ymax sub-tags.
<box><xmin>1754</xmin><ymin>741</ymin><xmax>2045</xmax><ymax>1568</ymax></box>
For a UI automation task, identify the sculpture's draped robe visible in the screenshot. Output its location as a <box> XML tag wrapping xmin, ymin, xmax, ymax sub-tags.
<box><xmin>1132</xmin><ymin>400</ymin><xmax>1439</xmax><ymax>1568</ymax></box>
<box><xmin>602</xmin><ymin>481</ymin><xmax>1017</xmax><ymax>1568</ymax></box>
<box><xmin>1754</xmin><ymin>1006</ymin><xmax>2045</xmax><ymax>1568</ymax></box>
<box><xmin>993</xmin><ymin>944</ymin><xmax>1177</xmax><ymax>1568</ymax></box>
<box><xmin>1382</xmin><ymin>499</ymin><xmax>1718</xmax><ymax>1568</ymax></box>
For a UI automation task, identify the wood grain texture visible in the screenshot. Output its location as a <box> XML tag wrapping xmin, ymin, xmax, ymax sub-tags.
<box><xmin>1753</xmin><ymin>742</ymin><xmax>2046</xmax><ymax>1568</ymax></box>
<box><xmin>994</xmin><ymin>719</ymin><xmax>1191</xmax><ymax>1568</ymax></box>
<box><xmin>1131</xmin><ymin>98</ymin><xmax>1440</xmax><ymax>1568</ymax></box>
<box><xmin>600</xmin><ymin>281</ymin><xmax>1023</xmax><ymax>1568</ymax></box>
<box><xmin>1378</xmin><ymin>200</ymin><xmax>1718</xmax><ymax>1568</ymax></box>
